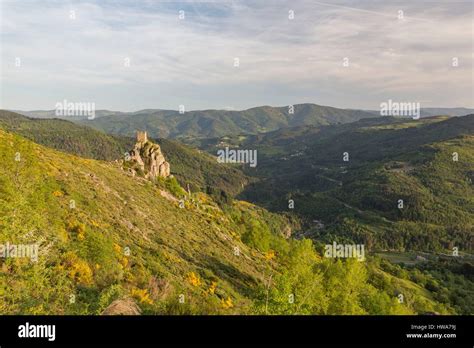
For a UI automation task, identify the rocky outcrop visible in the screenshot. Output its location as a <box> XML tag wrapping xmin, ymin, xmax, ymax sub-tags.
<box><xmin>126</xmin><ymin>131</ymin><xmax>170</xmax><ymax>179</ymax></box>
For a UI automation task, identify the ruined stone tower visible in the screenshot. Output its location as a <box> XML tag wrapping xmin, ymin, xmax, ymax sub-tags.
<box><xmin>126</xmin><ymin>131</ymin><xmax>170</xmax><ymax>179</ymax></box>
<box><xmin>136</xmin><ymin>131</ymin><xmax>148</xmax><ymax>143</ymax></box>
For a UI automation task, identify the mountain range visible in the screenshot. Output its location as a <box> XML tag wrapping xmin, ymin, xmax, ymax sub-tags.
<box><xmin>13</xmin><ymin>104</ymin><xmax>474</xmax><ymax>141</ymax></box>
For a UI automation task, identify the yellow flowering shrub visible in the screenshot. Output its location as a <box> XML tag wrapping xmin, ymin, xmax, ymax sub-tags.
<box><xmin>131</xmin><ymin>288</ymin><xmax>153</xmax><ymax>305</ymax></box>
<box><xmin>120</xmin><ymin>257</ymin><xmax>129</xmax><ymax>268</ymax></box>
<box><xmin>113</xmin><ymin>243</ymin><xmax>121</xmax><ymax>254</ymax></box>
<box><xmin>187</xmin><ymin>272</ymin><xmax>201</xmax><ymax>287</ymax></box>
<box><xmin>265</xmin><ymin>250</ymin><xmax>275</xmax><ymax>261</ymax></box>
<box><xmin>221</xmin><ymin>296</ymin><xmax>233</xmax><ymax>309</ymax></box>
<box><xmin>207</xmin><ymin>281</ymin><xmax>217</xmax><ymax>295</ymax></box>
<box><xmin>62</xmin><ymin>252</ymin><xmax>93</xmax><ymax>286</ymax></box>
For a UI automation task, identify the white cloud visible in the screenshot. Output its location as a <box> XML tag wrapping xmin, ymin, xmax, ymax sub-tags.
<box><xmin>1</xmin><ymin>0</ymin><xmax>472</xmax><ymax>110</ymax></box>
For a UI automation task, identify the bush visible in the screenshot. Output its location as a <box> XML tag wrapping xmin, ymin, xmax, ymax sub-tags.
<box><xmin>242</xmin><ymin>219</ymin><xmax>271</xmax><ymax>252</ymax></box>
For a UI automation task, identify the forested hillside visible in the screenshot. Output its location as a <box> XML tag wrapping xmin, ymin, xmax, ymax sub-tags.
<box><xmin>76</xmin><ymin>104</ymin><xmax>377</xmax><ymax>140</ymax></box>
<box><xmin>226</xmin><ymin>115</ymin><xmax>474</xmax><ymax>252</ymax></box>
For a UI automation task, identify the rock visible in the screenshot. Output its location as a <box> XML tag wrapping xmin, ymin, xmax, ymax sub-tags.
<box><xmin>102</xmin><ymin>297</ymin><xmax>141</xmax><ymax>315</ymax></box>
<box><xmin>282</xmin><ymin>225</ymin><xmax>292</xmax><ymax>238</ymax></box>
<box><xmin>126</xmin><ymin>131</ymin><xmax>170</xmax><ymax>179</ymax></box>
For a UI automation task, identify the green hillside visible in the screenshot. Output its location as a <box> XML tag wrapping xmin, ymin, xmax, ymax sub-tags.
<box><xmin>0</xmin><ymin>129</ymin><xmax>456</xmax><ymax>315</ymax></box>
<box><xmin>0</xmin><ymin>110</ymin><xmax>127</xmax><ymax>161</ymax></box>
<box><xmin>0</xmin><ymin>128</ymin><xmax>279</xmax><ymax>314</ymax></box>
<box><xmin>0</xmin><ymin>110</ymin><xmax>249</xmax><ymax>200</ymax></box>
<box><xmin>235</xmin><ymin>115</ymin><xmax>474</xmax><ymax>253</ymax></box>
<box><xmin>77</xmin><ymin>104</ymin><xmax>377</xmax><ymax>140</ymax></box>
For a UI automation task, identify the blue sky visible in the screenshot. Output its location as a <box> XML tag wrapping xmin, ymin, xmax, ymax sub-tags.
<box><xmin>1</xmin><ymin>0</ymin><xmax>472</xmax><ymax>111</ymax></box>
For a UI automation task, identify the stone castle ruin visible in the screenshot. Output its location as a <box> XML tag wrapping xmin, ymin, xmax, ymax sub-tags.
<box><xmin>136</xmin><ymin>131</ymin><xmax>148</xmax><ymax>143</ymax></box>
<box><xmin>126</xmin><ymin>131</ymin><xmax>170</xmax><ymax>179</ymax></box>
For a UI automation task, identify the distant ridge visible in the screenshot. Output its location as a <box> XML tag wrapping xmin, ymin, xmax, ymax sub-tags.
<box><xmin>13</xmin><ymin>104</ymin><xmax>473</xmax><ymax>140</ymax></box>
<box><xmin>76</xmin><ymin>103</ymin><xmax>377</xmax><ymax>139</ymax></box>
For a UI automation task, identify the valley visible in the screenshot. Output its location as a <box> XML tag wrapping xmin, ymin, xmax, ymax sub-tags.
<box><xmin>0</xmin><ymin>109</ymin><xmax>472</xmax><ymax>315</ymax></box>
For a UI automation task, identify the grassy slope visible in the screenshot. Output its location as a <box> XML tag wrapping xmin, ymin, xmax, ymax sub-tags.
<box><xmin>0</xmin><ymin>128</ymin><xmax>272</xmax><ymax>314</ymax></box>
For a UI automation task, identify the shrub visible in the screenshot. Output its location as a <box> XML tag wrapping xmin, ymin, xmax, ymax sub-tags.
<box><xmin>62</xmin><ymin>252</ymin><xmax>93</xmax><ymax>286</ymax></box>
<box><xmin>187</xmin><ymin>272</ymin><xmax>201</xmax><ymax>287</ymax></box>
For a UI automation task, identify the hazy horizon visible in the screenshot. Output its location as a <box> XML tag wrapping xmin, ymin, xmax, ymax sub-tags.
<box><xmin>8</xmin><ymin>103</ymin><xmax>474</xmax><ymax>114</ymax></box>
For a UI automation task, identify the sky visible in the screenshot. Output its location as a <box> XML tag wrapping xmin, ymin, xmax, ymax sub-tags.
<box><xmin>0</xmin><ymin>0</ymin><xmax>473</xmax><ymax>111</ymax></box>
